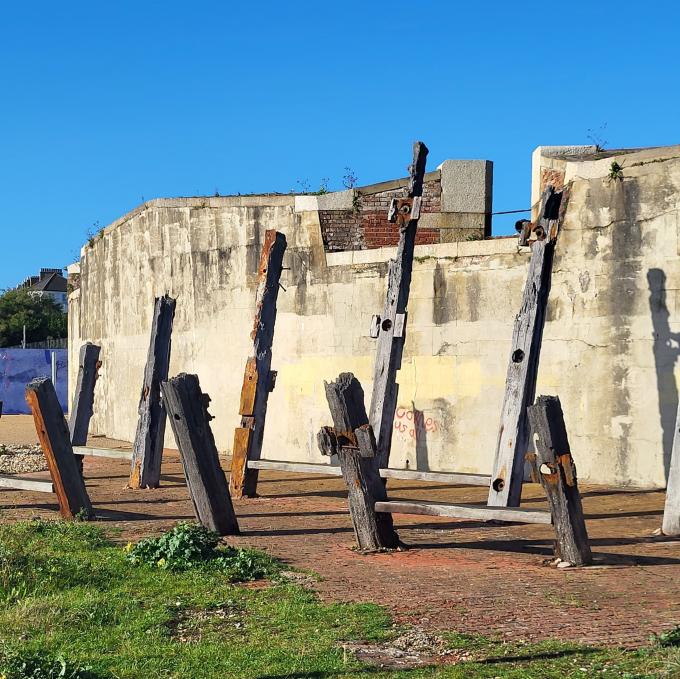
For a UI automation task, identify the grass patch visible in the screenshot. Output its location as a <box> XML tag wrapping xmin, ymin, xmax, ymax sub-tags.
<box><xmin>0</xmin><ymin>520</ymin><xmax>676</xmax><ymax>678</ymax></box>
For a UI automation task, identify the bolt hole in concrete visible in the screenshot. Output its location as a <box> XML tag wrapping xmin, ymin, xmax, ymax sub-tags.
<box><xmin>174</xmin><ymin>414</ymin><xmax>181</xmax><ymax>420</ymax></box>
<box><xmin>512</xmin><ymin>349</ymin><xmax>525</xmax><ymax>363</ymax></box>
<box><xmin>492</xmin><ymin>478</ymin><xmax>505</xmax><ymax>492</ymax></box>
<box><xmin>382</xmin><ymin>319</ymin><xmax>393</xmax><ymax>331</ymax></box>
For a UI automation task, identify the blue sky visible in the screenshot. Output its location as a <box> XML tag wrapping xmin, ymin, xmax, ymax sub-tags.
<box><xmin>1</xmin><ymin>1</ymin><xmax>678</xmax><ymax>289</ymax></box>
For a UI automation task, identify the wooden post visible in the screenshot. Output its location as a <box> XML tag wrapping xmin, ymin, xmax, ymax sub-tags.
<box><xmin>319</xmin><ymin>373</ymin><xmax>399</xmax><ymax>551</ymax></box>
<box><xmin>369</xmin><ymin>141</ymin><xmax>428</xmax><ymax>469</ymax></box>
<box><xmin>26</xmin><ymin>378</ymin><xmax>93</xmax><ymax>519</ymax></box>
<box><xmin>527</xmin><ymin>395</ymin><xmax>591</xmax><ymax>566</ymax></box>
<box><xmin>161</xmin><ymin>373</ymin><xmax>239</xmax><ymax>536</ymax></box>
<box><xmin>229</xmin><ymin>230</ymin><xmax>287</xmax><ymax>498</ymax></box>
<box><xmin>69</xmin><ymin>342</ymin><xmax>101</xmax><ymax>473</ymax></box>
<box><xmin>129</xmin><ymin>295</ymin><xmax>176</xmax><ymax>489</ymax></box>
<box><xmin>662</xmin><ymin>402</ymin><xmax>680</xmax><ymax>535</ymax></box>
<box><xmin>488</xmin><ymin>186</ymin><xmax>565</xmax><ymax>507</ymax></box>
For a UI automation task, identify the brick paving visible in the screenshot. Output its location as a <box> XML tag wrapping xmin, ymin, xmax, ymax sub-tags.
<box><xmin>0</xmin><ymin>416</ymin><xmax>679</xmax><ymax>648</ymax></box>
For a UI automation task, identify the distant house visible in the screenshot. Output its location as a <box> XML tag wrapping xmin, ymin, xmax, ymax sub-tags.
<box><xmin>19</xmin><ymin>268</ymin><xmax>68</xmax><ymax>311</ymax></box>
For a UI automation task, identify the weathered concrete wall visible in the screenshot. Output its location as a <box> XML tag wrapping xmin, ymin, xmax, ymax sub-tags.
<box><xmin>69</xmin><ymin>145</ymin><xmax>680</xmax><ymax>488</ymax></box>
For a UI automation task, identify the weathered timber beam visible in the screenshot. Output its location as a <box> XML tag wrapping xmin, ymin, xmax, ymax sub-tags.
<box><xmin>69</xmin><ymin>342</ymin><xmax>101</xmax><ymax>474</ymax></box>
<box><xmin>527</xmin><ymin>395</ymin><xmax>592</xmax><ymax>565</ymax></box>
<box><xmin>26</xmin><ymin>378</ymin><xmax>94</xmax><ymax>518</ymax></box>
<box><xmin>230</xmin><ymin>230</ymin><xmax>287</xmax><ymax>498</ymax></box>
<box><xmin>0</xmin><ymin>476</ymin><xmax>53</xmax><ymax>493</ymax></box>
<box><xmin>488</xmin><ymin>185</ymin><xmax>566</xmax><ymax>508</ymax></box>
<box><xmin>245</xmin><ymin>459</ymin><xmax>490</xmax><ymax>486</ymax></box>
<box><xmin>162</xmin><ymin>373</ymin><xmax>239</xmax><ymax>536</ymax></box>
<box><xmin>369</xmin><ymin>141</ymin><xmax>429</xmax><ymax>469</ymax></box>
<box><xmin>129</xmin><ymin>295</ymin><xmax>176</xmax><ymax>489</ymax></box>
<box><xmin>374</xmin><ymin>500</ymin><xmax>551</xmax><ymax>524</ymax></box>
<box><xmin>74</xmin><ymin>446</ymin><xmax>133</xmax><ymax>459</ymax></box>
<box><xmin>320</xmin><ymin>373</ymin><xmax>399</xmax><ymax>551</ymax></box>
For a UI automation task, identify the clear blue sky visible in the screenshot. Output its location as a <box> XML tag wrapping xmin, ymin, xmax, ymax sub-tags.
<box><xmin>1</xmin><ymin>1</ymin><xmax>678</xmax><ymax>289</ymax></box>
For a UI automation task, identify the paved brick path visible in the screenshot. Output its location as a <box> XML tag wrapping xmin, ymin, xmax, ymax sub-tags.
<box><xmin>0</xmin><ymin>417</ymin><xmax>678</xmax><ymax>647</ymax></box>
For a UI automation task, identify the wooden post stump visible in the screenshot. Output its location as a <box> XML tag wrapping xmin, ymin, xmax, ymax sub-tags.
<box><xmin>69</xmin><ymin>342</ymin><xmax>101</xmax><ymax>474</ymax></box>
<box><xmin>230</xmin><ymin>230</ymin><xmax>287</xmax><ymax>498</ymax></box>
<box><xmin>129</xmin><ymin>295</ymin><xmax>176</xmax><ymax>489</ymax></box>
<box><xmin>527</xmin><ymin>395</ymin><xmax>591</xmax><ymax>566</ymax></box>
<box><xmin>319</xmin><ymin>373</ymin><xmax>399</xmax><ymax>551</ymax></box>
<box><xmin>26</xmin><ymin>378</ymin><xmax>93</xmax><ymax>519</ymax></box>
<box><xmin>488</xmin><ymin>186</ymin><xmax>566</xmax><ymax>508</ymax></box>
<box><xmin>162</xmin><ymin>374</ymin><xmax>239</xmax><ymax>536</ymax></box>
<box><xmin>369</xmin><ymin>141</ymin><xmax>428</xmax><ymax>469</ymax></box>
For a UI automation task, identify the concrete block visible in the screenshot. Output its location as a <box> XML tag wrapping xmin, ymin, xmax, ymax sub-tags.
<box><xmin>438</xmin><ymin>160</ymin><xmax>493</xmax><ymax>214</ymax></box>
<box><xmin>294</xmin><ymin>195</ymin><xmax>318</xmax><ymax>212</ymax></box>
<box><xmin>316</xmin><ymin>189</ymin><xmax>355</xmax><ymax>211</ymax></box>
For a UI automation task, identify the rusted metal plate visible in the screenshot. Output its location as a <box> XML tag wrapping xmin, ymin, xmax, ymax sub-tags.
<box><xmin>239</xmin><ymin>357</ymin><xmax>258</xmax><ymax>416</ymax></box>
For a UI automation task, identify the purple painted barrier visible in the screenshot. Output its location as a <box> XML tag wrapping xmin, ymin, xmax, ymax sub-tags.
<box><xmin>0</xmin><ymin>349</ymin><xmax>68</xmax><ymax>414</ymax></box>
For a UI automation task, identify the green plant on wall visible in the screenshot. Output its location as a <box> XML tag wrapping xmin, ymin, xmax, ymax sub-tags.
<box><xmin>609</xmin><ymin>161</ymin><xmax>624</xmax><ymax>182</ymax></box>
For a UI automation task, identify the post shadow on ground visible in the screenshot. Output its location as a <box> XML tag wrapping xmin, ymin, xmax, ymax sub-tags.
<box><xmin>647</xmin><ymin>268</ymin><xmax>680</xmax><ymax>479</ymax></box>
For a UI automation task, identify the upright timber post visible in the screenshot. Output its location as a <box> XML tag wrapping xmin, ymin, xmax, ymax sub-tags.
<box><xmin>528</xmin><ymin>396</ymin><xmax>591</xmax><ymax>566</ymax></box>
<box><xmin>230</xmin><ymin>230</ymin><xmax>287</xmax><ymax>498</ymax></box>
<box><xmin>129</xmin><ymin>295</ymin><xmax>176</xmax><ymax>489</ymax></box>
<box><xmin>69</xmin><ymin>342</ymin><xmax>102</xmax><ymax>473</ymax></box>
<box><xmin>488</xmin><ymin>186</ymin><xmax>565</xmax><ymax>507</ymax></box>
<box><xmin>369</xmin><ymin>141</ymin><xmax>428</xmax><ymax>468</ymax></box>
<box><xmin>26</xmin><ymin>378</ymin><xmax>94</xmax><ymax>519</ymax></box>
<box><xmin>662</xmin><ymin>404</ymin><xmax>680</xmax><ymax>535</ymax></box>
<box><xmin>162</xmin><ymin>373</ymin><xmax>240</xmax><ymax>536</ymax></box>
<box><xmin>318</xmin><ymin>373</ymin><xmax>399</xmax><ymax>551</ymax></box>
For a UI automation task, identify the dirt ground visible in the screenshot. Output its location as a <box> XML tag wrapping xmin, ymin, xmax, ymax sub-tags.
<box><xmin>1</xmin><ymin>415</ymin><xmax>679</xmax><ymax>648</ymax></box>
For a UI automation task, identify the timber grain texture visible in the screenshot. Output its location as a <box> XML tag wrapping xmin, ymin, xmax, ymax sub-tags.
<box><xmin>26</xmin><ymin>377</ymin><xmax>93</xmax><ymax>518</ymax></box>
<box><xmin>320</xmin><ymin>373</ymin><xmax>399</xmax><ymax>551</ymax></box>
<box><xmin>129</xmin><ymin>295</ymin><xmax>176</xmax><ymax>489</ymax></box>
<box><xmin>488</xmin><ymin>186</ymin><xmax>564</xmax><ymax>508</ymax></box>
<box><xmin>230</xmin><ymin>230</ymin><xmax>287</xmax><ymax>498</ymax></box>
<box><xmin>162</xmin><ymin>373</ymin><xmax>239</xmax><ymax>535</ymax></box>
<box><xmin>527</xmin><ymin>395</ymin><xmax>592</xmax><ymax>565</ymax></box>
<box><xmin>369</xmin><ymin>141</ymin><xmax>428</xmax><ymax>470</ymax></box>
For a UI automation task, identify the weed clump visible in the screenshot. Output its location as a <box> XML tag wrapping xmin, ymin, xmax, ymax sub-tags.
<box><xmin>124</xmin><ymin>522</ymin><xmax>279</xmax><ymax>582</ymax></box>
<box><xmin>0</xmin><ymin>648</ymin><xmax>105</xmax><ymax>678</ymax></box>
<box><xmin>652</xmin><ymin>624</ymin><xmax>680</xmax><ymax>647</ymax></box>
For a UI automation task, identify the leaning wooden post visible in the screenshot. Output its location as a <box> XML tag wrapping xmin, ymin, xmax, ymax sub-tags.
<box><xmin>69</xmin><ymin>342</ymin><xmax>102</xmax><ymax>473</ymax></box>
<box><xmin>229</xmin><ymin>231</ymin><xmax>287</xmax><ymax>498</ymax></box>
<box><xmin>26</xmin><ymin>378</ymin><xmax>94</xmax><ymax>519</ymax></box>
<box><xmin>129</xmin><ymin>295</ymin><xmax>176</xmax><ymax>489</ymax></box>
<box><xmin>368</xmin><ymin>141</ymin><xmax>428</xmax><ymax>469</ymax></box>
<box><xmin>527</xmin><ymin>395</ymin><xmax>591</xmax><ymax>566</ymax></box>
<box><xmin>162</xmin><ymin>373</ymin><xmax>239</xmax><ymax>536</ymax></box>
<box><xmin>319</xmin><ymin>373</ymin><xmax>399</xmax><ymax>551</ymax></box>
<box><xmin>488</xmin><ymin>186</ymin><xmax>566</xmax><ymax>507</ymax></box>
<box><xmin>662</xmin><ymin>403</ymin><xmax>680</xmax><ymax>534</ymax></box>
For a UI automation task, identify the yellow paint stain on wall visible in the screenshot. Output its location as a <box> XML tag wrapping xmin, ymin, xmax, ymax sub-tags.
<box><xmin>277</xmin><ymin>354</ymin><xmax>486</xmax><ymax>402</ymax></box>
<box><xmin>276</xmin><ymin>356</ymin><xmax>374</xmax><ymax>397</ymax></box>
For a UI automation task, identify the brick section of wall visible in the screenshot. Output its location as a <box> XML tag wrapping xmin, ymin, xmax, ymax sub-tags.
<box><xmin>319</xmin><ymin>178</ymin><xmax>441</xmax><ymax>251</ymax></box>
<box><xmin>540</xmin><ymin>167</ymin><xmax>565</xmax><ymax>194</ymax></box>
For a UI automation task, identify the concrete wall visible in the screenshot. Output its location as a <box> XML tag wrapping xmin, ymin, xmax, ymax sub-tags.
<box><xmin>69</xmin><ymin>144</ymin><xmax>680</xmax><ymax>488</ymax></box>
<box><xmin>0</xmin><ymin>349</ymin><xmax>67</xmax><ymax>414</ymax></box>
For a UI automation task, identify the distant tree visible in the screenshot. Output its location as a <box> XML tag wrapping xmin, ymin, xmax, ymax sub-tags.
<box><xmin>0</xmin><ymin>289</ymin><xmax>67</xmax><ymax>347</ymax></box>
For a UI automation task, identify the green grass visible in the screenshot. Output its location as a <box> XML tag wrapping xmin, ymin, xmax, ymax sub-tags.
<box><xmin>0</xmin><ymin>520</ymin><xmax>676</xmax><ymax>678</ymax></box>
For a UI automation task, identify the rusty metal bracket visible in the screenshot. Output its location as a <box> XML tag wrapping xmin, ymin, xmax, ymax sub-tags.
<box><xmin>388</xmin><ymin>197</ymin><xmax>420</xmax><ymax>231</ymax></box>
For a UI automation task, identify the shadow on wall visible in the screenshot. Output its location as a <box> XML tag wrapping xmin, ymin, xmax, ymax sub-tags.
<box><xmin>647</xmin><ymin>269</ymin><xmax>680</xmax><ymax>479</ymax></box>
